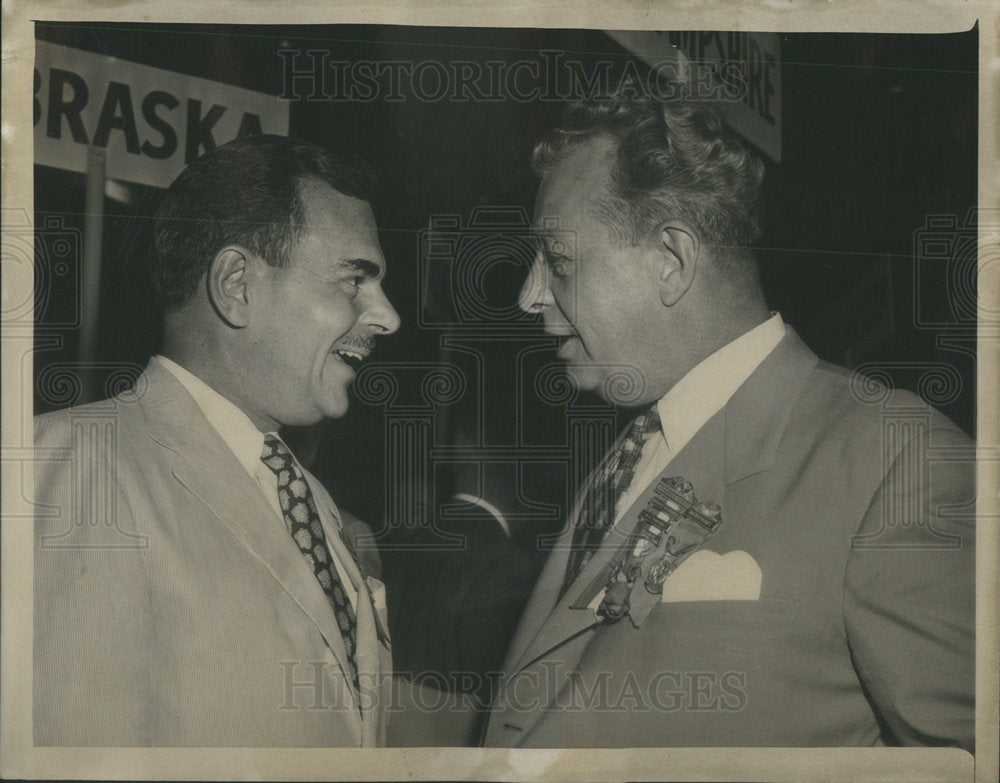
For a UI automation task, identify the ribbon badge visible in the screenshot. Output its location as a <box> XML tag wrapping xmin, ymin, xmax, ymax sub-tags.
<box><xmin>593</xmin><ymin>476</ymin><xmax>724</xmax><ymax>627</ymax></box>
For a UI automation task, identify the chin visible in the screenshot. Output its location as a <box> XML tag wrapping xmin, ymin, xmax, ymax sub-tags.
<box><xmin>570</xmin><ymin>365</ymin><xmax>648</xmax><ymax>407</ymax></box>
<box><xmin>566</xmin><ymin>365</ymin><xmax>602</xmax><ymax>393</ymax></box>
<box><xmin>313</xmin><ymin>369</ymin><xmax>353</xmax><ymax>420</ymax></box>
<box><xmin>319</xmin><ymin>397</ymin><xmax>350</xmax><ymax>420</ymax></box>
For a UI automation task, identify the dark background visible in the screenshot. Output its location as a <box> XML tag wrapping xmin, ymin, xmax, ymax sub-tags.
<box><xmin>33</xmin><ymin>22</ymin><xmax>978</xmax><ymax>681</ymax></box>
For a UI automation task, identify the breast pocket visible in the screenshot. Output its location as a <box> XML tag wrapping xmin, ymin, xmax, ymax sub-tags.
<box><xmin>582</xmin><ymin>596</ymin><xmax>823</xmax><ymax>689</ymax></box>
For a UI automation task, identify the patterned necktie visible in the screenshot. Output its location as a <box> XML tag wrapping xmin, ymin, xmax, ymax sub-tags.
<box><xmin>260</xmin><ymin>434</ymin><xmax>358</xmax><ymax>690</ymax></box>
<box><xmin>560</xmin><ymin>405</ymin><xmax>662</xmax><ymax>599</ymax></box>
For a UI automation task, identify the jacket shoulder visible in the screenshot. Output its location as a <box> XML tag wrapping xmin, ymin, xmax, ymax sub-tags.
<box><xmin>802</xmin><ymin>359</ymin><xmax>972</xmax><ymax>444</ymax></box>
<box><xmin>34</xmin><ymin>394</ymin><xmax>145</xmax><ymax>445</ymax></box>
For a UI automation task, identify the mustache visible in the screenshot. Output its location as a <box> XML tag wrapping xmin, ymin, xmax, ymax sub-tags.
<box><xmin>335</xmin><ymin>334</ymin><xmax>376</xmax><ymax>352</ymax></box>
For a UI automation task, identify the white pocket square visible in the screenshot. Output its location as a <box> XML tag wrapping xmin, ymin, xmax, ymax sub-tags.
<box><xmin>660</xmin><ymin>549</ymin><xmax>762</xmax><ymax>602</ymax></box>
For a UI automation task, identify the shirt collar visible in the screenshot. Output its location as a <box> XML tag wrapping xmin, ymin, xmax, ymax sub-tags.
<box><xmin>153</xmin><ymin>355</ymin><xmax>272</xmax><ymax>478</ymax></box>
<box><xmin>656</xmin><ymin>312</ymin><xmax>786</xmax><ymax>458</ymax></box>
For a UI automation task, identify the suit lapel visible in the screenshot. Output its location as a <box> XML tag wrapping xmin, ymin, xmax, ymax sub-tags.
<box><xmin>722</xmin><ymin>327</ymin><xmax>818</xmax><ymax>486</ymax></box>
<box><xmin>498</xmin><ymin>522</ymin><xmax>574</xmax><ymax>674</ymax></box>
<box><xmin>501</xmin><ymin>428</ymin><xmax>627</xmax><ymax>674</ymax></box>
<box><xmin>500</xmin><ymin>431</ymin><xmax>615</xmax><ymax>675</ymax></box>
<box><xmin>504</xmin><ymin>328</ymin><xmax>819</xmax><ymax>680</ymax></box>
<box><xmin>508</xmin><ymin>411</ymin><xmax>728</xmax><ymax>678</ymax></box>
<box><xmin>138</xmin><ymin>362</ymin><xmax>357</xmax><ymax>696</ymax></box>
<box><xmin>492</xmin><ymin>413</ymin><xmax>727</xmax><ymax>743</ymax></box>
<box><xmin>310</xmin><ymin>482</ymin><xmax>389</xmax><ymax>743</ymax></box>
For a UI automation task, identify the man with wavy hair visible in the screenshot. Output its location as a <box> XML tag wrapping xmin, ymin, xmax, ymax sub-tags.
<box><xmin>483</xmin><ymin>96</ymin><xmax>975</xmax><ymax>749</ymax></box>
<box><xmin>33</xmin><ymin>135</ymin><xmax>400</xmax><ymax>746</ymax></box>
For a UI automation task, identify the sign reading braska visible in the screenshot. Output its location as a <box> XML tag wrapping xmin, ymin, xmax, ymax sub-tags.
<box><xmin>34</xmin><ymin>41</ymin><xmax>290</xmax><ymax>188</ymax></box>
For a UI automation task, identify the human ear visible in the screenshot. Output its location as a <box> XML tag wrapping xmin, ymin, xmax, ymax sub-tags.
<box><xmin>656</xmin><ymin>222</ymin><xmax>700</xmax><ymax>306</ymax></box>
<box><xmin>207</xmin><ymin>246</ymin><xmax>252</xmax><ymax>327</ymax></box>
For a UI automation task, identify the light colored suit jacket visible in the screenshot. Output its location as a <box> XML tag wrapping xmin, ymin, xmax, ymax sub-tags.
<box><xmin>33</xmin><ymin>361</ymin><xmax>391</xmax><ymax>746</ymax></box>
<box><xmin>483</xmin><ymin>330</ymin><xmax>975</xmax><ymax>750</ymax></box>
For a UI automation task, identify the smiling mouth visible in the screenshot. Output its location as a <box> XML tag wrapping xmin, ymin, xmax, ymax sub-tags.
<box><xmin>333</xmin><ymin>348</ymin><xmax>367</xmax><ymax>369</ymax></box>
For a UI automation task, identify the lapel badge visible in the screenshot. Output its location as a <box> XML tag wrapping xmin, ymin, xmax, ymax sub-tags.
<box><xmin>598</xmin><ymin>580</ymin><xmax>632</xmax><ymax>621</ymax></box>
<box><xmin>641</xmin><ymin>476</ymin><xmax>723</xmax><ymax>594</ymax></box>
<box><xmin>587</xmin><ymin>476</ymin><xmax>724</xmax><ymax>625</ymax></box>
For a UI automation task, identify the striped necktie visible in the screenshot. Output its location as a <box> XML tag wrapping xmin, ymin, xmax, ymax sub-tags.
<box><xmin>260</xmin><ymin>434</ymin><xmax>358</xmax><ymax>690</ymax></box>
<box><xmin>560</xmin><ymin>405</ymin><xmax>662</xmax><ymax>599</ymax></box>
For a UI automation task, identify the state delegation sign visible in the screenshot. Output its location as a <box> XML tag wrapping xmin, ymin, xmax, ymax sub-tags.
<box><xmin>34</xmin><ymin>40</ymin><xmax>290</xmax><ymax>188</ymax></box>
<box><xmin>606</xmin><ymin>30</ymin><xmax>782</xmax><ymax>162</ymax></box>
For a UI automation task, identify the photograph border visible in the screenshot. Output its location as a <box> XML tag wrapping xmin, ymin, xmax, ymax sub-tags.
<box><xmin>2</xmin><ymin>1</ymin><xmax>997</xmax><ymax>781</ymax></box>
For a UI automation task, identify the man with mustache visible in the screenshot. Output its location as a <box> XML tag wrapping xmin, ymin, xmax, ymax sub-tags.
<box><xmin>483</xmin><ymin>96</ymin><xmax>975</xmax><ymax>749</ymax></box>
<box><xmin>33</xmin><ymin>135</ymin><xmax>400</xmax><ymax>746</ymax></box>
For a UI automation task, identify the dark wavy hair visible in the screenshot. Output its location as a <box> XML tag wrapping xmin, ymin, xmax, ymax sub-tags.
<box><xmin>151</xmin><ymin>134</ymin><xmax>377</xmax><ymax>312</ymax></box>
<box><xmin>533</xmin><ymin>97</ymin><xmax>765</xmax><ymax>256</ymax></box>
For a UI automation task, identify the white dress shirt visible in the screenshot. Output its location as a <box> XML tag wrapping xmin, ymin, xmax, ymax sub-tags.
<box><xmin>614</xmin><ymin>313</ymin><xmax>787</xmax><ymax>523</ymax></box>
<box><xmin>154</xmin><ymin>355</ymin><xmax>357</xmax><ymax>608</ymax></box>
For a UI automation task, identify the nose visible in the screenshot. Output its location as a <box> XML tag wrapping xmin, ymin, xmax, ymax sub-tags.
<box><xmin>518</xmin><ymin>252</ymin><xmax>553</xmax><ymax>314</ymax></box>
<box><xmin>362</xmin><ymin>284</ymin><xmax>401</xmax><ymax>336</ymax></box>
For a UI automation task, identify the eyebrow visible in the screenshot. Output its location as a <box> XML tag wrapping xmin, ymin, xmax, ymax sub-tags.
<box><xmin>339</xmin><ymin>258</ymin><xmax>384</xmax><ymax>279</ymax></box>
